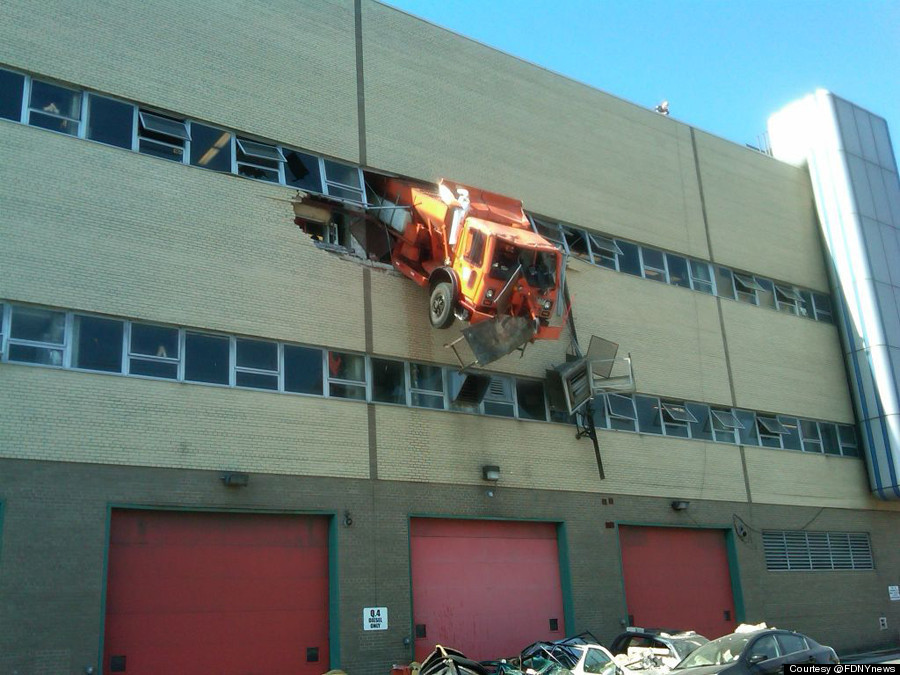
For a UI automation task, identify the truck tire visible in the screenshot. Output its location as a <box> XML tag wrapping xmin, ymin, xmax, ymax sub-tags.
<box><xmin>429</xmin><ymin>281</ymin><xmax>455</xmax><ymax>329</ymax></box>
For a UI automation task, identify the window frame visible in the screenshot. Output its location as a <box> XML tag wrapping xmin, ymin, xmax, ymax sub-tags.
<box><xmin>234</xmin><ymin>336</ymin><xmax>281</xmax><ymax>391</ymax></box>
<box><xmin>408</xmin><ymin>362</ymin><xmax>446</xmax><ymax>410</ymax></box>
<box><xmin>774</xmin><ymin>284</ymin><xmax>803</xmax><ymax>315</ymax></box>
<box><xmin>236</xmin><ymin>137</ymin><xmax>285</xmax><ymax>183</ymax></box>
<box><xmin>7</xmin><ymin>305</ymin><xmax>69</xmax><ymax>368</ymax></box>
<box><xmin>138</xmin><ymin>109</ymin><xmax>190</xmax><ymax>163</ymax></box>
<box><xmin>26</xmin><ymin>77</ymin><xmax>83</xmax><ymax>137</ymax></box>
<box><xmin>126</xmin><ymin>321</ymin><xmax>182</xmax><ymax>380</ymax></box>
<box><xmin>639</xmin><ymin>247</ymin><xmax>668</xmax><ymax>283</ymax></box>
<box><xmin>322</xmin><ymin>158</ymin><xmax>366</xmax><ymax>204</ymax></box>
<box><xmin>710</xmin><ymin>408</ymin><xmax>742</xmax><ymax>443</ymax></box>
<box><xmin>733</xmin><ymin>273</ymin><xmax>763</xmax><ymax>305</ymax></box>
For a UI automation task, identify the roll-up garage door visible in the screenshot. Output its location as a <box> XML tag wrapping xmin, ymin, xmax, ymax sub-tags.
<box><xmin>103</xmin><ymin>510</ymin><xmax>330</xmax><ymax>675</ymax></box>
<box><xmin>619</xmin><ymin>526</ymin><xmax>735</xmax><ymax>638</ymax></box>
<box><xmin>411</xmin><ymin>518</ymin><xmax>565</xmax><ymax>662</ymax></box>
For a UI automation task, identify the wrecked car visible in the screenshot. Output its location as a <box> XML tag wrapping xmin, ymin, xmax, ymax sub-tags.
<box><xmin>609</xmin><ymin>630</ymin><xmax>708</xmax><ymax>675</ymax></box>
<box><xmin>670</xmin><ymin>628</ymin><xmax>838</xmax><ymax>675</ymax></box>
<box><xmin>518</xmin><ymin>633</ymin><xmax>622</xmax><ymax>675</ymax></box>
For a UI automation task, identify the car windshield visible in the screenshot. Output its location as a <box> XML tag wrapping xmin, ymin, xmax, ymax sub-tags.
<box><xmin>488</xmin><ymin>242</ymin><xmax>557</xmax><ymax>290</ymax></box>
<box><xmin>671</xmin><ymin>637</ymin><xmax>709</xmax><ymax>659</ymax></box>
<box><xmin>675</xmin><ymin>634</ymin><xmax>751</xmax><ymax>668</ymax></box>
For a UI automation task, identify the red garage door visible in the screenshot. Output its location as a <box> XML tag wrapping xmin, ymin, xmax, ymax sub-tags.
<box><xmin>411</xmin><ymin>519</ymin><xmax>565</xmax><ymax>662</ymax></box>
<box><xmin>103</xmin><ymin>510</ymin><xmax>329</xmax><ymax>675</ymax></box>
<box><xmin>619</xmin><ymin>526</ymin><xmax>735</xmax><ymax>639</ymax></box>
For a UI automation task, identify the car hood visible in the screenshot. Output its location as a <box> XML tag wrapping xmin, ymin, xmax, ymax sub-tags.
<box><xmin>670</xmin><ymin>664</ymin><xmax>731</xmax><ymax>675</ymax></box>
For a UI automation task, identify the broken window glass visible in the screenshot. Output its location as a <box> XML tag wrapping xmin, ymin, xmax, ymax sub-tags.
<box><xmin>283</xmin><ymin>344</ymin><xmax>323</xmax><ymax>395</ymax></box>
<box><xmin>184</xmin><ymin>332</ymin><xmax>229</xmax><ymax>385</ymax></box>
<box><xmin>28</xmin><ymin>80</ymin><xmax>81</xmax><ymax>135</ymax></box>
<box><xmin>324</xmin><ymin>159</ymin><xmax>365</xmax><ymax>202</ymax></box>
<box><xmin>371</xmin><ymin>358</ymin><xmax>406</xmax><ymax>405</ymax></box>
<box><xmin>666</xmin><ymin>253</ymin><xmax>691</xmax><ymax>288</ymax></box>
<box><xmin>72</xmin><ymin>315</ymin><xmax>124</xmax><ymax>373</ymax></box>
<box><xmin>640</xmin><ymin>248</ymin><xmax>667</xmax><ymax>283</ymax></box>
<box><xmin>285</xmin><ymin>149</ymin><xmax>323</xmax><ymax>192</ymax></box>
<box><xmin>755</xmin><ymin>277</ymin><xmax>776</xmax><ymax>309</ymax></box>
<box><xmin>483</xmin><ymin>376</ymin><xmax>515</xmax><ymax>417</ymax></box>
<box><xmin>87</xmin><ymin>94</ymin><xmax>135</xmax><ymax>149</ymax></box>
<box><xmin>800</xmin><ymin>420</ymin><xmax>823</xmax><ymax>453</ymax></box>
<box><xmin>635</xmin><ymin>395</ymin><xmax>663</xmax><ymax>434</ymax></box>
<box><xmin>685</xmin><ymin>402</ymin><xmax>713</xmax><ymax>441</ymax></box>
<box><xmin>616</xmin><ymin>240</ymin><xmax>642</xmax><ymax>277</ymax></box>
<box><xmin>409</xmin><ymin>363</ymin><xmax>444</xmax><ymax>409</ymax></box>
<box><xmin>820</xmin><ymin>423</ymin><xmax>841</xmax><ymax>455</ymax></box>
<box><xmin>139</xmin><ymin>110</ymin><xmax>189</xmax><ymax>162</ymax></box>
<box><xmin>690</xmin><ymin>260</ymin><xmax>714</xmax><ymax>294</ymax></box>
<box><xmin>778</xmin><ymin>416</ymin><xmax>803</xmax><ymax>450</ymax></box>
<box><xmin>0</xmin><ymin>68</ymin><xmax>25</xmax><ymax>121</ymax></box>
<box><xmin>190</xmin><ymin>123</ymin><xmax>233</xmax><ymax>173</ymax></box>
<box><xmin>8</xmin><ymin>305</ymin><xmax>66</xmax><ymax>366</ymax></box>
<box><xmin>129</xmin><ymin>322</ymin><xmax>179</xmax><ymax>379</ymax></box>
<box><xmin>715</xmin><ymin>267</ymin><xmax>735</xmax><ymax>300</ymax></box>
<box><xmin>813</xmin><ymin>293</ymin><xmax>833</xmax><ymax>323</ymax></box>
<box><xmin>516</xmin><ymin>379</ymin><xmax>547</xmax><ymax>421</ymax></box>
<box><xmin>237</xmin><ymin>138</ymin><xmax>284</xmax><ymax>182</ymax></box>
<box><xmin>235</xmin><ymin>338</ymin><xmax>278</xmax><ymax>390</ymax></box>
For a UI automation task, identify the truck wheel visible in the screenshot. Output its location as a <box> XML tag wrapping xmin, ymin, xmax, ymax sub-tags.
<box><xmin>429</xmin><ymin>282</ymin><xmax>455</xmax><ymax>329</ymax></box>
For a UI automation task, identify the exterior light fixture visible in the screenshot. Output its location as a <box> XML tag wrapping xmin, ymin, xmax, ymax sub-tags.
<box><xmin>482</xmin><ymin>465</ymin><xmax>500</xmax><ymax>482</ymax></box>
<box><xmin>221</xmin><ymin>472</ymin><xmax>250</xmax><ymax>487</ymax></box>
<box><xmin>670</xmin><ymin>499</ymin><xmax>690</xmax><ymax>511</ymax></box>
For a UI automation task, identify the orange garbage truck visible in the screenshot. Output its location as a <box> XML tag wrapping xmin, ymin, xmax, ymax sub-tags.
<box><xmin>369</xmin><ymin>177</ymin><xmax>565</xmax><ymax>364</ymax></box>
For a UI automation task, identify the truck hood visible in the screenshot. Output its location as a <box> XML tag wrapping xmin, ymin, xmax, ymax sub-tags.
<box><xmin>467</xmin><ymin>218</ymin><xmax>559</xmax><ymax>252</ymax></box>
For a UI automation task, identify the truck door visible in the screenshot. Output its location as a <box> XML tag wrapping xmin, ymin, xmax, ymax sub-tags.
<box><xmin>455</xmin><ymin>226</ymin><xmax>487</xmax><ymax>304</ymax></box>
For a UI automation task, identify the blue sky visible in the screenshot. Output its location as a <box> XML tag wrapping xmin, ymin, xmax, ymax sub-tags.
<box><xmin>382</xmin><ymin>0</ymin><xmax>899</xmax><ymax>160</ymax></box>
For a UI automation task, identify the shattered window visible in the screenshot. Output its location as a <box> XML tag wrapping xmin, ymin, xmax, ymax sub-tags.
<box><xmin>236</xmin><ymin>338</ymin><xmax>279</xmax><ymax>390</ymax></box>
<box><xmin>690</xmin><ymin>260</ymin><xmax>714</xmax><ymax>294</ymax></box>
<box><xmin>372</xmin><ymin>358</ymin><xmax>406</xmax><ymax>405</ymax></box>
<box><xmin>72</xmin><ymin>315</ymin><xmax>124</xmax><ymax>373</ymax></box>
<box><xmin>327</xmin><ymin>350</ymin><xmax>366</xmax><ymax>400</ymax></box>
<box><xmin>583</xmin><ymin>649</ymin><xmax>614</xmax><ymax>675</ymax></box>
<box><xmin>666</xmin><ymin>253</ymin><xmax>691</xmax><ymax>289</ymax></box>
<box><xmin>236</xmin><ymin>138</ymin><xmax>284</xmax><ymax>183</ymax></box>
<box><xmin>285</xmin><ymin>149</ymin><xmax>323</xmax><ymax>192</ymax></box>
<box><xmin>483</xmin><ymin>376</ymin><xmax>515</xmax><ymax>418</ymax></box>
<box><xmin>516</xmin><ymin>379</ymin><xmax>547</xmax><ymax>421</ymax></box>
<box><xmin>635</xmin><ymin>395</ymin><xmax>663</xmax><ymax>434</ymax></box>
<box><xmin>640</xmin><ymin>247</ymin><xmax>667</xmax><ymax>283</ymax></box>
<box><xmin>838</xmin><ymin>425</ymin><xmax>859</xmax><ymax>457</ymax></box>
<box><xmin>8</xmin><ymin>306</ymin><xmax>66</xmax><ymax>366</ymax></box>
<box><xmin>756</xmin><ymin>277</ymin><xmax>776</xmax><ymax>309</ymax></box>
<box><xmin>0</xmin><ymin>68</ymin><xmax>25</xmax><ymax>121</ymax></box>
<box><xmin>323</xmin><ymin>159</ymin><xmax>365</xmax><ymax>203</ymax></box>
<box><xmin>129</xmin><ymin>322</ymin><xmax>179</xmax><ymax>379</ymax></box>
<box><xmin>184</xmin><ymin>332</ymin><xmax>230</xmax><ymax>385</ymax></box>
<box><xmin>190</xmin><ymin>123</ymin><xmax>233</xmax><ymax>173</ymax></box>
<box><xmin>778</xmin><ymin>416</ymin><xmax>803</xmax><ymax>450</ymax></box>
<box><xmin>139</xmin><ymin>110</ymin><xmax>189</xmax><ymax>162</ymax></box>
<box><xmin>28</xmin><ymin>80</ymin><xmax>81</xmax><ymax>136</ymax></box>
<box><xmin>284</xmin><ymin>344</ymin><xmax>323</xmax><ymax>395</ymax></box>
<box><xmin>87</xmin><ymin>94</ymin><xmax>135</xmax><ymax>149</ymax></box>
<box><xmin>616</xmin><ymin>240</ymin><xmax>642</xmax><ymax>277</ymax></box>
<box><xmin>800</xmin><ymin>420</ymin><xmax>823</xmax><ymax>453</ymax></box>
<box><xmin>410</xmin><ymin>363</ymin><xmax>444</xmax><ymax>410</ymax></box>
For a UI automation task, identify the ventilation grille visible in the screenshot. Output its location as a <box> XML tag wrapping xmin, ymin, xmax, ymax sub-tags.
<box><xmin>762</xmin><ymin>530</ymin><xmax>874</xmax><ymax>571</ymax></box>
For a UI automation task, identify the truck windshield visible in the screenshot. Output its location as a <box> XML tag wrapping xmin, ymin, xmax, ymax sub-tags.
<box><xmin>489</xmin><ymin>243</ymin><xmax>557</xmax><ymax>291</ymax></box>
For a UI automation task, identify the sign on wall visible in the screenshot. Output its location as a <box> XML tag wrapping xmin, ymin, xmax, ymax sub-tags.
<box><xmin>889</xmin><ymin>585</ymin><xmax>900</xmax><ymax>601</ymax></box>
<box><xmin>364</xmin><ymin>607</ymin><xmax>388</xmax><ymax>631</ymax></box>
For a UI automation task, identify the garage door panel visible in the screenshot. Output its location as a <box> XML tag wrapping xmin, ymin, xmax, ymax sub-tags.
<box><xmin>104</xmin><ymin>510</ymin><xmax>329</xmax><ymax>675</ymax></box>
<box><xmin>411</xmin><ymin>519</ymin><xmax>564</xmax><ymax>662</ymax></box>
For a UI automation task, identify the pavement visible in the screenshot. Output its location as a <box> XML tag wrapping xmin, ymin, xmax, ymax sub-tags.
<box><xmin>841</xmin><ymin>648</ymin><xmax>900</xmax><ymax>664</ymax></box>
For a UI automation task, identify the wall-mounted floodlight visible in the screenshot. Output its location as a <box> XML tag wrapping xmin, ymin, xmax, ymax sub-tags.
<box><xmin>671</xmin><ymin>500</ymin><xmax>690</xmax><ymax>511</ymax></box>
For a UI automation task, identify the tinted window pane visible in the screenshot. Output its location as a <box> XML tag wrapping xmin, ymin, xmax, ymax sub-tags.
<box><xmin>285</xmin><ymin>150</ymin><xmax>323</xmax><ymax>191</ymax></box>
<box><xmin>372</xmin><ymin>358</ymin><xmax>406</xmax><ymax>404</ymax></box>
<box><xmin>87</xmin><ymin>95</ymin><xmax>134</xmax><ymax>149</ymax></box>
<box><xmin>129</xmin><ymin>358</ymin><xmax>178</xmax><ymax>379</ymax></box>
<box><xmin>190</xmin><ymin>123</ymin><xmax>233</xmax><ymax>172</ymax></box>
<box><xmin>666</xmin><ymin>254</ymin><xmax>691</xmax><ymax>288</ymax></box>
<box><xmin>776</xmin><ymin>634</ymin><xmax>807</xmax><ymax>656</ymax></box>
<box><xmin>516</xmin><ymin>380</ymin><xmax>547</xmax><ymax>421</ymax></box>
<box><xmin>284</xmin><ymin>345</ymin><xmax>323</xmax><ymax>395</ymax></box>
<box><xmin>73</xmin><ymin>315</ymin><xmax>124</xmax><ymax>372</ymax></box>
<box><xmin>617</xmin><ymin>241</ymin><xmax>641</xmax><ymax>276</ymax></box>
<box><xmin>236</xmin><ymin>338</ymin><xmax>277</xmax><ymax>372</ymax></box>
<box><xmin>11</xmin><ymin>306</ymin><xmax>66</xmax><ymax>343</ymax></box>
<box><xmin>324</xmin><ymin>160</ymin><xmax>361</xmax><ymax>188</ymax></box>
<box><xmin>0</xmin><ymin>69</ymin><xmax>25</xmax><ymax>121</ymax></box>
<box><xmin>686</xmin><ymin>403</ymin><xmax>713</xmax><ymax>441</ymax></box>
<box><xmin>328</xmin><ymin>351</ymin><xmax>365</xmax><ymax>382</ymax></box>
<box><xmin>635</xmin><ymin>396</ymin><xmax>662</xmax><ymax>433</ymax></box>
<box><xmin>236</xmin><ymin>371</ymin><xmax>278</xmax><ymax>390</ymax></box>
<box><xmin>184</xmin><ymin>333</ymin><xmax>229</xmax><ymax>384</ymax></box>
<box><xmin>131</xmin><ymin>323</ymin><xmax>178</xmax><ymax>358</ymax></box>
